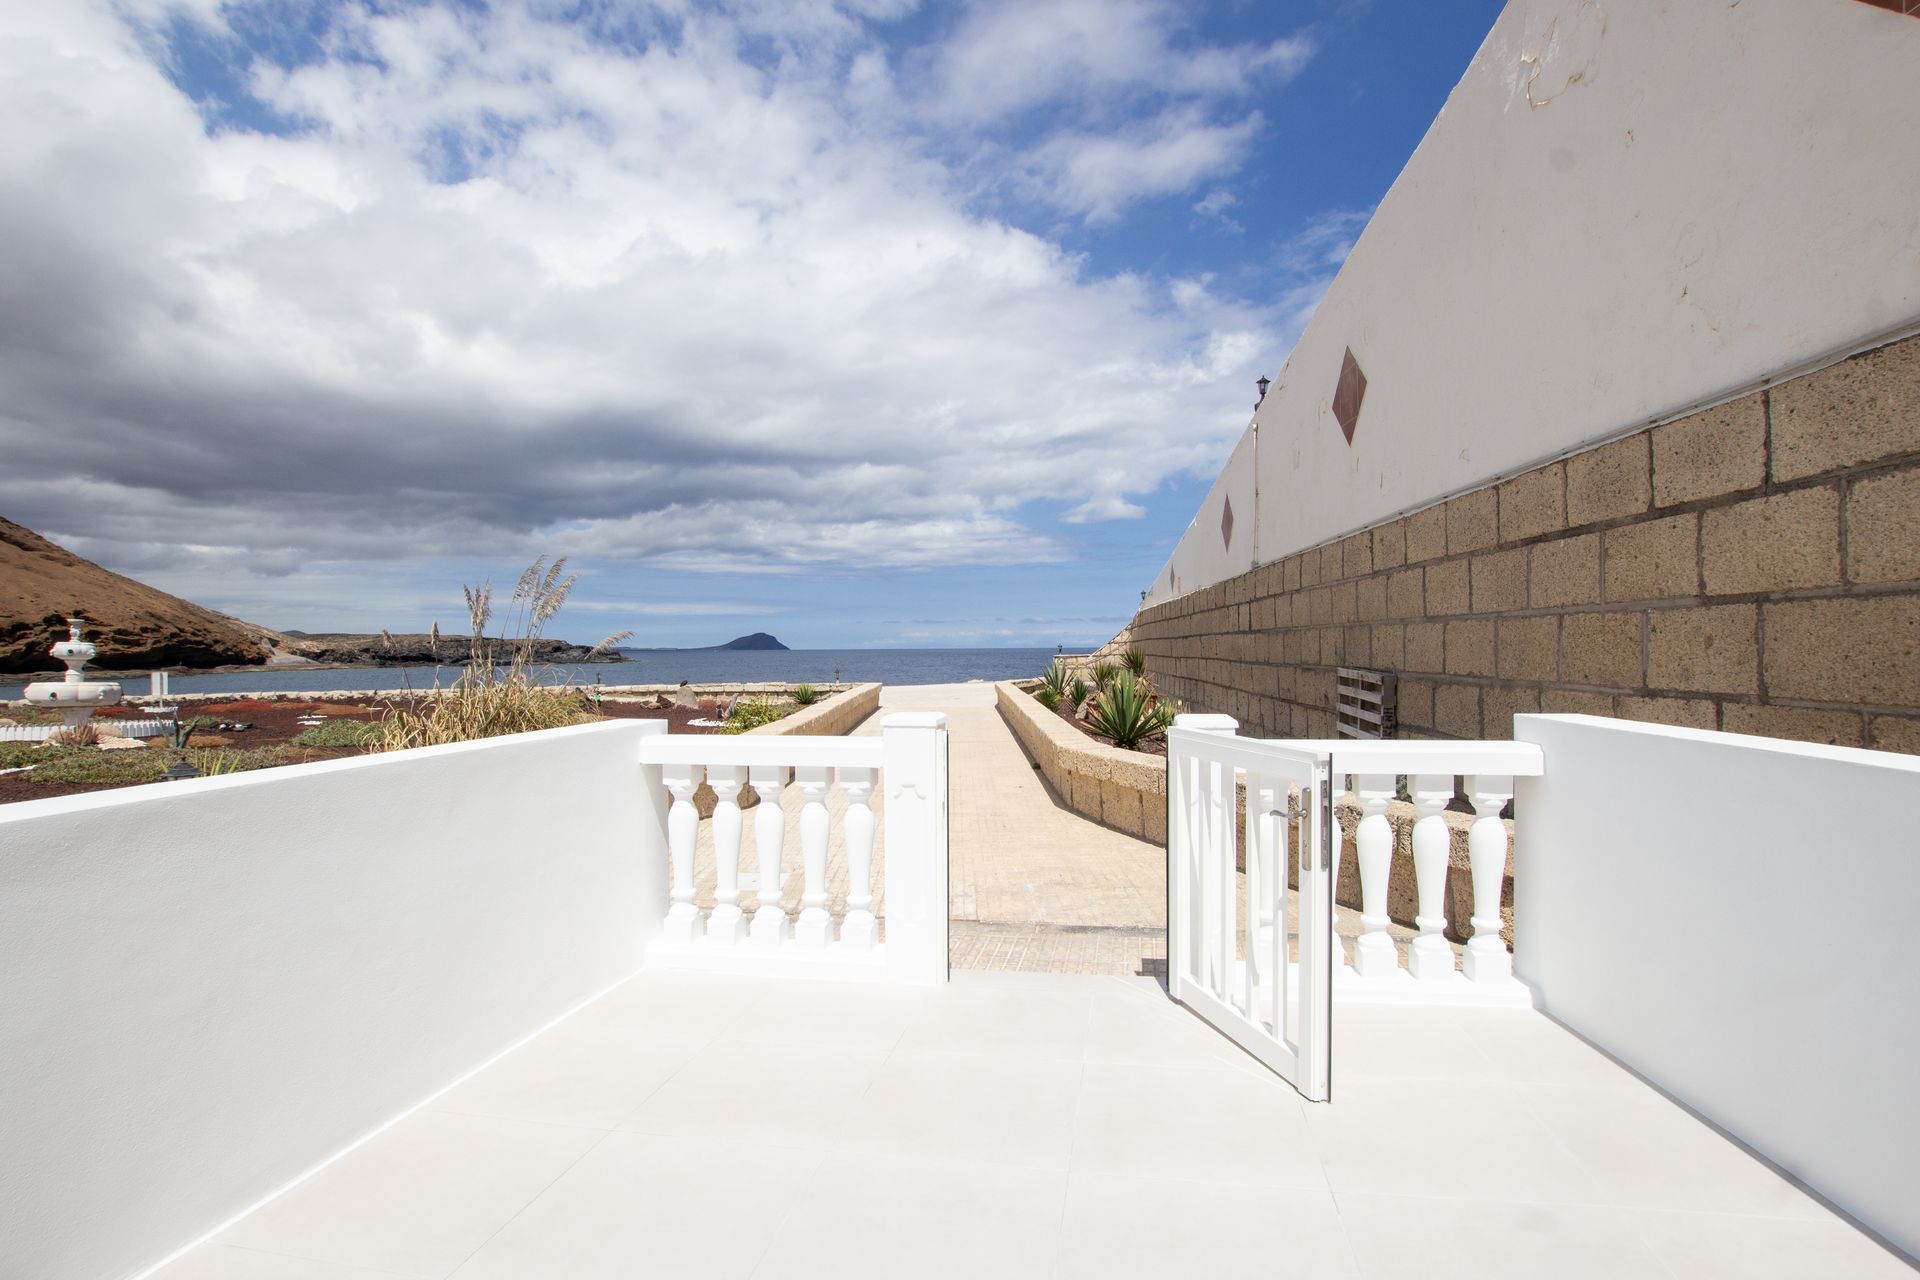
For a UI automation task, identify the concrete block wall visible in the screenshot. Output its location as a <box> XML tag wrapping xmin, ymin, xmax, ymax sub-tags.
<box><xmin>1132</xmin><ymin>335</ymin><xmax>1920</xmax><ymax>752</ymax></box>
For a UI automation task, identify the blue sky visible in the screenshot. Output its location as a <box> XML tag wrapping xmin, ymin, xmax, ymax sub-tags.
<box><xmin>0</xmin><ymin>0</ymin><xmax>1501</xmax><ymax>649</ymax></box>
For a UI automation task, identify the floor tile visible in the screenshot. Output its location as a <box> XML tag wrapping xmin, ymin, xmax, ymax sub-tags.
<box><xmin>725</xmin><ymin>978</ymin><xmax>930</xmax><ymax>1051</ymax></box>
<box><xmin>620</xmin><ymin>1037</ymin><xmax>888</xmax><ymax>1148</ymax></box>
<box><xmin>1332</xmin><ymin>1005</ymin><xmax>1501</xmax><ymax>1082</ymax></box>
<box><xmin>1336</xmin><ymin>1192</ymin><xmax>1669</xmax><ymax>1279</ymax></box>
<box><xmin>1518</xmin><ymin>1084</ymin><xmax>1832</xmax><ymax>1218</ymax></box>
<box><xmin>893</xmin><ymin>979</ymin><xmax>1094</xmax><ymax>1060</ymax></box>
<box><xmin>449</xmin><ymin>1132</ymin><xmax>821</xmax><ymax>1280</ymax></box>
<box><xmin>750</xmin><ymin>1152</ymin><xmax>1067</xmax><ymax>1280</ymax></box>
<box><xmin>428</xmin><ymin>1022</ymin><xmax>708</xmax><ymax>1130</ymax></box>
<box><xmin>1071</xmin><ymin>1061</ymin><xmax>1325</xmax><ymax>1189</ymax></box>
<box><xmin>218</xmin><ymin>1111</ymin><xmax>603</xmax><ymax>1278</ymax></box>
<box><xmin>1623</xmin><ymin>1207</ymin><xmax>1917</xmax><ymax>1279</ymax></box>
<box><xmin>151</xmin><ymin>1244</ymin><xmax>422</xmax><ymax>1279</ymax></box>
<box><xmin>1081</xmin><ymin>985</ymin><xmax>1256</xmax><ymax>1070</ymax></box>
<box><xmin>836</xmin><ymin>1049</ymin><xmax>1083</xmax><ymax>1171</ymax></box>
<box><xmin>1057</xmin><ymin>1171</ymin><xmax>1359</xmax><ymax>1280</ymax></box>
<box><xmin>1305</xmin><ymin>1076</ymin><xmax>1601</xmax><ymax>1204</ymax></box>
<box><xmin>1451</xmin><ymin>1009</ymin><xmax>1641</xmax><ymax>1088</ymax></box>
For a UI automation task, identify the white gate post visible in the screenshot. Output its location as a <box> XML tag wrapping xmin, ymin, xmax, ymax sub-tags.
<box><xmin>634</xmin><ymin>720</ymin><xmax>672</xmax><ymax>952</ymax></box>
<box><xmin>882</xmin><ymin>713</ymin><xmax>949</xmax><ymax>985</ymax></box>
<box><xmin>1168</xmin><ymin>714</ymin><xmax>1237</xmax><ymax>1005</ymax></box>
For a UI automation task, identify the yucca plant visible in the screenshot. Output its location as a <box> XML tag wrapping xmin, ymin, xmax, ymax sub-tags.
<box><xmin>1092</xmin><ymin>660</ymin><xmax>1120</xmax><ymax>691</ymax></box>
<box><xmin>1036</xmin><ymin>686</ymin><xmax>1062</xmax><ymax>712</ymax></box>
<box><xmin>374</xmin><ymin>556</ymin><xmax>631</xmax><ymax>751</ymax></box>
<box><xmin>1040</xmin><ymin>659</ymin><xmax>1074</xmax><ymax>698</ymax></box>
<box><xmin>1123</xmin><ymin>646</ymin><xmax>1148</xmax><ymax>678</ymax></box>
<box><xmin>791</xmin><ymin>684</ymin><xmax>818</xmax><ymax>706</ymax></box>
<box><xmin>1068</xmin><ymin>677</ymin><xmax>1089</xmax><ymax>710</ymax></box>
<box><xmin>1085</xmin><ymin>670</ymin><xmax>1176</xmax><ymax>750</ymax></box>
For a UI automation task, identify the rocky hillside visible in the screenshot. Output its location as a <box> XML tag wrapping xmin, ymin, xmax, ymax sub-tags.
<box><xmin>0</xmin><ymin>518</ymin><xmax>278</xmax><ymax>675</ymax></box>
<box><xmin>278</xmin><ymin>632</ymin><xmax>622</xmax><ymax>666</ymax></box>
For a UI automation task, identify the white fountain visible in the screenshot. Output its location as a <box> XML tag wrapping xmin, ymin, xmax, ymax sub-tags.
<box><xmin>23</xmin><ymin>617</ymin><xmax>123</xmax><ymax>732</ymax></box>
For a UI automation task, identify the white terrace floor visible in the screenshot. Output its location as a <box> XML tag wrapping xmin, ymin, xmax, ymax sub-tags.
<box><xmin>151</xmin><ymin>970</ymin><xmax>1908</xmax><ymax>1280</ymax></box>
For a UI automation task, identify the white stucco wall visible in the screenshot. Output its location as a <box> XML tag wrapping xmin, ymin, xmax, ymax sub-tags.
<box><xmin>1147</xmin><ymin>0</ymin><xmax>1920</xmax><ymax>607</ymax></box>
<box><xmin>0</xmin><ymin>720</ymin><xmax>666</xmax><ymax>1280</ymax></box>
<box><xmin>1513</xmin><ymin>714</ymin><xmax>1920</xmax><ymax>1263</ymax></box>
<box><xmin>1152</xmin><ymin>422</ymin><xmax>1258</xmax><ymax>603</ymax></box>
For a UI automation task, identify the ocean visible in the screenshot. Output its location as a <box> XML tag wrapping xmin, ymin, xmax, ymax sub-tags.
<box><xmin>0</xmin><ymin>647</ymin><xmax>1064</xmax><ymax>701</ymax></box>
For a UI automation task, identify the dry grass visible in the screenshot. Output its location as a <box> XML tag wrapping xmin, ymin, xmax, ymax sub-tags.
<box><xmin>372</xmin><ymin>556</ymin><xmax>631</xmax><ymax>752</ymax></box>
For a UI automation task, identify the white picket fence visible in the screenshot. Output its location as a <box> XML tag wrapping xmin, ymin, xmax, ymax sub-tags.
<box><xmin>0</xmin><ymin>719</ymin><xmax>174</xmax><ymax>742</ymax></box>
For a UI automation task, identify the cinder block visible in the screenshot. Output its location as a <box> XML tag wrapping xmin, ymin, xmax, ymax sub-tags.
<box><xmin>1471</xmin><ymin>548</ymin><xmax>1527</xmax><ymax>613</ymax></box>
<box><xmin>1869</xmin><ymin>716</ymin><xmax>1920</xmax><ymax>756</ymax></box>
<box><xmin>1444</xmin><ymin>619</ymin><xmax>1495</xmax><ymax>677</ymax></box>
<box><xmin>1721</xmin><ymin>703</ymin><xmax>1864</xmax><ymax>747</ymax></box>
<box><xmin>1405</xmin><ymin>505</ymin><xmax>1447</xmax><ymax>563</ymax></box>
<box><xmin>1702</xmin><ymin>487</ymin><xmax>1840</xmax><ymax>596</ymax></box>
<box><xmin>1433</xmin><ymin>683</ymin><xmax>1482</xmax><ymax>737</ymax></box>
<box><xmin>1482</xmin><ymin>685</ymin><xmax>1542</xmax><ymax>739</ymax></box>
<box><xmin>1387</xmin><ymin>568</ymin><xmax>1424</xmax><ymax>620</ymax></box>
<box><xmin>1372</xmin><ymin>624</ymin><xmax>1406</xmax><ymax>670</ymax></box>
<box><xmin>1397</xmin><ymin>678</ymin><xmax>1435</xmax><ymax>729</ymax></box>
<box><xmin>1562</xmin><ymin>611</ymin><xmax>1643</xmax><ymax>688</ymax></box>
<box><xmin>1846</xmin><ymin>466</ymin><xmax>1920</xmax><ymax>585</ymax></box>
<box><xmin>1373</xmin><ymin>520</ymin><xmax>1407</xmax><ymax>570</ymax></box>
<box><xmin>1566</xmin><ymin>435</ymin><xmax>1651</xmax><ymax>527</ymax></box>
<box><xmin>1344</xmin><ymin>625</ymin><xmax>1371</xmax><ymax>666</ymax></box>
<box><xmin>1498</xmin><ymin>462</ymin><xmax>1566</xmax><ymax>544</ymax></box>
<box><xmin>1404</xmin><ymin>621</ymin><xmax>1445</xmax><ymax>673</ymax></box>
<box><xmin>1646</xmin><ymin>604</ymin><xmax>1760</xmax><ymax>695</ymax></box>
<box><xmin>1771</xmin><ymin>337</ymin><xmax>1920</xmax><ymax>482</ymax></box>
<box><xmin>1332</xmin><ymin>582</ymin><xmax>1358</xmax><ymax>624</ymax></box>
<box><xmin>1529</xmin><ymin>533</ymin><xmax>1602</xmax><ymax>608</ymax></box>
<box><xmin>1445</xmin><ymin>488</ymin><xmax>1499</xmax><ymax>556</ymax></box>
<box><xmin>1615</xmin><ymin>696</ymin><xmax>1718</xmax><ymax>731</ymax></box>
<box><xmin>1652</xmin><ymin>393</ymin><xmax>1766</xmax><ymax>506</ymax></box>
<box><xmin>1356</xmin><ymin>574</ymin><xmax>1388</xmax><ymax>621</ymax></box>
<box><xmin>1603</xmin><ymin>514</ymin><xmax>1699</xmax><ymax>602</ymax></box>
<box><xmin>1341</xmin><ymin>532</ymin><xmax>1374</xmax><ymax>580</ymax></box>
<box><xmin>1497</xmin><ymin>615</ymin><xmax>1558</xmax><ymax>681</ymax></box>
<box><xmin>1424</xmin><ymin>558</ymin><xmax>1470</xmax><ymax>616</ymax></box>
<box><xmin>1763</xmin><ymin>596</ymin><xmax>1920</xmax><ymax>710</ymax></box>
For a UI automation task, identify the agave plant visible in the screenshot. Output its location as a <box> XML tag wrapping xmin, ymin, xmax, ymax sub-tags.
<box><xmin>1085</xmin><ymin>670</ymin><xmax>1176</xmax><ymax>750</ymax></box>
<box><xmin>1040</xmin><ymin>659</ymin><xmax>1074</xmax><ymax>698</ymax></box>
<box><xmin>1092</xmin><ymin>660</ymin><xmax>1120</xmax><ymax>691</ymax></box>
<box><xmin>1122</xmin><ymin>646</ymin><xmax>1148</xmax><ymax>678</ymax></box>
<box><xmin>1036</xmin><ymin>686</ymin><xmax>1062</xmax><ymax>712</ymax></box>
<box><xmin>1068</xmin><ymin>677</ymin><xmax>1090</xmax><ymax>710</ymax></box>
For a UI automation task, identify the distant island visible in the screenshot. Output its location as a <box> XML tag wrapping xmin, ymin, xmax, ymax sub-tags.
<box><xmin>622</xmin><ymin>632</ymin><xmax>790</xmax><ymax>653</ymax></box>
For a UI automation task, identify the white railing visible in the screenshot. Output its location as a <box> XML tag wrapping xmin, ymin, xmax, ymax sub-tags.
<box><xmin>634</xmin><ymin>713</ymin><xmax>949</xmax><ymax>984</ymax></box>
<box><xmin>1168</xmin><ymin>717</ymin><xmax>1543</xmax><ymax>1008</ymax></box>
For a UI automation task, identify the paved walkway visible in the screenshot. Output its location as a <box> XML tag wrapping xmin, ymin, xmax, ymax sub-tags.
<box><xmin>688</xmin><ymin>683</ymin><xmax>1170</xmax><ymax>976</ymax></box>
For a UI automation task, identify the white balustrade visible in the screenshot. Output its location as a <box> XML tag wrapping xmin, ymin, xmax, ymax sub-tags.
<box><xmin>1462</xmin><ymin>774</ymin><xmax>1515</xmax><ymax>982</ymax></box>
<box><xmin>635</xmin><ymin>715</ymin><xmax>949</xmax><ymax>983</ymax></box>
<box><xmin>1352</xmin><ymin>773</ymin><xmax>1398</xmax><ymax>979</ymax></box>
<box><xmin>1407</xmin><ymin>773</ymin><xmax>1455</xmax><ymax>980</ymax></box>
<box><xmin>663</xmin><ymin>763</ymin><xmax>705</xmax><ymax>945</ymax></box>
<box><xmin>749</xmin><ymin>765</ymin><xmax>789</xmax><ymax>948</ymax></box>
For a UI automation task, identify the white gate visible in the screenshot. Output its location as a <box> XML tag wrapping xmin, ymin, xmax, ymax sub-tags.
<box><xmin>1166</xmin><ymin>716</ymin><xmax>1333</xmax><ymax>1101</ymax></box>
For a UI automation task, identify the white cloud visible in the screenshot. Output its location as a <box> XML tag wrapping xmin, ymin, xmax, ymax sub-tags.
<box><xmin>0</xmin><ymin>0</ymin><xmax>1299</xmax><ymax>614</ymax></box>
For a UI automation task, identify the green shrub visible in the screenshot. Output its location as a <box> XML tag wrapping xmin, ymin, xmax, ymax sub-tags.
<box><xmin>0</xmin><ymin>742</ymin><xmax>43</xmax><ymax>769</ymax></box>
<box><xmin>27</xmin><ymin>747</ymin><xmax>169</xmax><ymax>786</ymax></box>
<box><xmin>719</xmin><ymin>697</ymin><xmax>792</xmax><ymax>735</ymax></box>
<box><xmin>791</xmin><ymin>684</ymin><xmax>818</xmax><ymax>706</ymax></box>
<box><xmin>1122</xmin><ymin>646</ymin><xmax>1148</xmax><ymax>678</ymax></box>
<box><xmin>1035</xmin><ymin>687</ymin><xmax>1062</xmax><ymax>712</ymax></box>
<box><xmin>1085</xmin><ymin>671</ymin><xmax>1175</xmax><ymax>750</ymax></box>
<box><xmin>1092</xmin><ymin>660</ymin><xmax>1119</xmax><ymax>691</ymax></box>
<box><xmin>292</xmin><ymin>719</ymin><xmax>383</xmax><ymax>748</ymax></box>
<box><xmin>1040</xmin><ymin>659</ymin><xmax>1073</xmax><ymax>698</ymax></box>
<box><xmin>1069</xmin><ymin>678</ymin><xmax>1089</xmax><ymax>710</ymax></box>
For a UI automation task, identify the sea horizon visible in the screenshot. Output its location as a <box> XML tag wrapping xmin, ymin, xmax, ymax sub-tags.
<box><xmin>0</xmin><ymin>646</ymin><xmax>1078</xmax><ymax>702</ymax></box>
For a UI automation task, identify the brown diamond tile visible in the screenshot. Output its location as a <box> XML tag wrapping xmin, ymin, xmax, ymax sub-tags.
<box><xmin>1220</xmin><ymin>496</ymin><xmax>1235</xmax><ymax>550</ymax></box>
<box><xmin>1333</xmin><ymin>347</ymin><xmax>1366</xmax><ymax>444</ymax></box>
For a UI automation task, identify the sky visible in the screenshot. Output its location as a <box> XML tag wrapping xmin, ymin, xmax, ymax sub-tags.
<box><xmin>0</xmin><ymin>0</ymin><xmax>1503</xmax><ymax>649</ymax></box>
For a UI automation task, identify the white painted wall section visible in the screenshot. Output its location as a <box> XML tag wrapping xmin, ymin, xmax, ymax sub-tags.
<box><xmin>1154</xmin><ymin>421</ymin><xmax>1257</xmax><ymax>602</ymax></box>
<box><xmin>0</xmin><ymin>720</ymin><xmax>664</xmax><ymax>1280</ymax></box>
<box><xmin>1513</xmin><ymin>714</ymin><xmax>1920</xmax><ymax>1263</ymax></box>
<box><xmin>1148</xmin><ymin>0</ymin><xmax>1920</xmax><ymax>606</ymax></box>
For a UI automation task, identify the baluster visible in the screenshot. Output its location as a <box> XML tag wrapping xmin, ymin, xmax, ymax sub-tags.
<box><xmin>749</xmin><ymin>765</ymin><xmax>789</xmax><ymax>947</ymax></box>
<box><xmin>839</xmin><ymin>767</ymin><xmax>877</xmax><ymax>949</ymax></box>
<box><xmin>1248</xmin><ymin>776</ymin><xmax>1276</xmax><ymax>1013</ymax></box>
<box><xmin>1408</xmin><ymin>773</ymin><xmax>1455</xmax><ymax>979</ymax></box>
<box><xmin>1462</xmin><ymin>774</ymin><xmax>1515</xmax><ymax>982</ymax></box>
<box><xmin>793</xmin><ymin>766</ymin><xmax>834</xmax><ymax>948</ymax></box>
<box><xmin>1353</xmin><ymin>773</ymin><xmax>1399</xmax><ymax>978</ymax></box>
<box><xmin>663</xmin><ymin>764</ymin><xmax>705</xmax><ymax>945</ymax></box>
<box><xmin>705</xmin><ymin>765</ymin><xmax>747</xmax><ymax>945</ymax></box>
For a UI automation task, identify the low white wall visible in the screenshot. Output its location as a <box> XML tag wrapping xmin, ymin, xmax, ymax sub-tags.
<box><xmin>1513</xmin><ymin>714</ymin><xmax>1920</xmax><ymax>1262</ymax></box>
<box><xmin>0</xmin><ymin>720</ymin><xmax>666</xmax><ymax>1280</ymax></box>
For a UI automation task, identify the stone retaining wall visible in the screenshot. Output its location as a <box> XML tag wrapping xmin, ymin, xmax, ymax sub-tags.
<box><xmin>994</xmin><ymin>680</ymin><xmax>1166</xmax><ymax>843</ymax></box>
<box><xmin>1131</xmin><ymin>334</ymin><xmax>1920</xmax><ymax>752</ymax></box>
